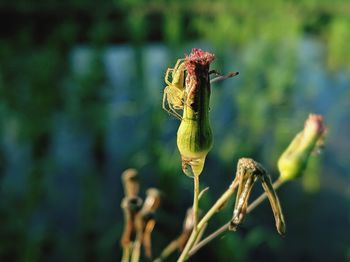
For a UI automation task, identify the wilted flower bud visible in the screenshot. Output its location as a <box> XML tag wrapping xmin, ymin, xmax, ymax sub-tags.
<box><xmin>122</xmin><ymin>168</ymin><xmax>140</xmax><ymax>198</ymax></box>
<box><xmin>230</xmin><ymin>158</ymin><xmax>286</xmax><ymax>235</ymax></box>
<box><xmin>177</xmin><ymin>48</ymin><xmax>214</xmax><ymax>177</ymax></box>
<box><xmin>278</xmin><ymin>114</ymin><xmax>327</xmax><ymax>181</ymax></box>
<box><xmin>142</xmin><ymin>188</ymin><xmax>161</xmax><ymax>214</ymax></box>
<box><xmin>120</xmin><ymin>196</ymin><xmax>143</xmax><ymax>248</ymax></box>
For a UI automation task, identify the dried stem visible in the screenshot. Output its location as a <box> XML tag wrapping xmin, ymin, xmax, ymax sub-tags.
<box><xmin>188</xmin><ymin>178</ymin><xmax>284</xmax><ymax>257</ymax></box>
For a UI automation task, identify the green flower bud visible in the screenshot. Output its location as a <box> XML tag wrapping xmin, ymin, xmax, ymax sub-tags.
<box><xmin>177</xmin><ymin>48</ymin><xmax>214</xmax><ymax>177</ymax></box>
<box><xmin>278</xmin><ymin>114</ymin><xmax>326</xmax><ymax>181</ymax></box>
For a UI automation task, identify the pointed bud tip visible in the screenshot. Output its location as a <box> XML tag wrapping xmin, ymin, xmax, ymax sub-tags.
<box><xmin>305</xmin><ymin>114</ymin><xmax>327</xmax><ymax>137</ymax></box>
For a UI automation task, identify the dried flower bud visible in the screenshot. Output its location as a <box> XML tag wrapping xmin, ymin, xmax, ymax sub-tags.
<box><xmin>120</xmin><ymin>196</ymin><xmax>143</xmax><ymax>248</ymax></box>
<box><xmin>121</xmin><ymin>196</ymin><xmax>143</xmax><ymax>213</ymax></box>
<box><xmin>177</xmin><ymin>48</ymin><xmax>214</xmax><ymax>176</ymax></box>
<box><xmin>278</xmin><ymin>114</ymin><xmax>327</xmax><ymax>181</ymax></box>
<box><xmin>133</xmin><ymin>189</ymin><xmax>161</xmax><ymax>259</ymax></box>
<box><xmin>230</xmin><ymin>158</ymin><xmax>286</xmax><ymax>235</ymax></box>
<box><xmin>142</xmin><ymin>188</ymin><xmax>161</xmax><ymax>214</ymax></box>
<box><xmin>121</xmin><ymin>168</ymin><xmax>140</xmax><ymax>198</ymax></box>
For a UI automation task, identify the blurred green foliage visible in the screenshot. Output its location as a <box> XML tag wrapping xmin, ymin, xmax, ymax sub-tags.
<box><xmin>0</xmin><ymin>0</ymin><xmax>350</xmax><ymax>261</ymax></box>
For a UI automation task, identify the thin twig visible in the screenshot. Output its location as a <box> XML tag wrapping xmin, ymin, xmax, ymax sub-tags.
<box><xmin>154</xmin><ymin>239</ymin><xmax>179</xmax><ymax>262</ymax></box>
<box><xmin>122</xmin><ymin>245</ymin><xmax>131</xmax><ymax>262</ymax></box>
<box><xmin>131</xmin><ymin>237</ymin><xmax>142</xmax><ymax>262</ymax></box>
<box><xmin>194</xmin><ymin>223</ymin><xmax>207</xmax><ymax>246</ymax></box>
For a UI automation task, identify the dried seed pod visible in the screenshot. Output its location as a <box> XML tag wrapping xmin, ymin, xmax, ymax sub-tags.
<box><xmin>230</xmin><ymin>158</ymin><xmax>286</xmax><ymax>235</ymax></box>
<box><xmin>177</xmin><ymin>49</ymin><xmax>214</xmax><ymax>177</ymax></box>
<box><xmin>278</xmin><ymin>114</ymin><xmax>326</xmax><ymax>181</ymax></box>
<box><xmin>142</xmin><ymin>188</ymin><xmax>161</xmax><ymax>214</ymax></box>
<box><xmin>133</xmin><ymin>188</ymin><xmax>162</xmax><ymax>260</ymax></box>
<box><xmin>230</xmin><ymin>159</ymin><xmax>259</xmax><ymax>231</ymax></box>
<box><xmin>260</xmin><ymin>173</ymin><xmax>286</xmax><ymax>235</ymax></box>
<box><xmin>120</xmin><ymin>196</ymin><xmax>143</xmax><ymax>248</ymax></box>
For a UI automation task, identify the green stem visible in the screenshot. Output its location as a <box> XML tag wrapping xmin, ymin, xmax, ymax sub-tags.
<box><xmin>177</xmin><ymin>181</ymin><xmax>237</xmax><ymax>262</ymax></box>
<box><xmin>188</xmin><ymin>178</ymin><xmax>284</xmax><ymax>257</ymax></box>
<box><xmin>122</xmin><ymin>245</ymin><xmax>131</xmax><ymax>262</ymax></box>
<box><xmin>154</xmin><ymin>239</ymin><xmax>179</xmax><ymax>262</ymax></box>
<box><xmin>193</xmin><ymin>175</ymin><xmax>200</xmax><ymax>231</ymax></box>
<box><xmin>131</xmin><ymin>237</ymin><xmax>141</xmax><ymax>262</ymax></box>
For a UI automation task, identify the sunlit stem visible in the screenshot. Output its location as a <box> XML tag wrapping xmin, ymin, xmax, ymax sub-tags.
<box><xmin>154</xmin><ymin>239</ymin><xmax>180</xmax><ymax>262</ymax></box>
<box><xmin>131</xmin><ymin>234</ymin><xmax>142</xmax><ymax>262</ymax></box>
<box><xmin>122</xmin><ymin>245</ymin><xmax>131</xmax><ymax>262</ymax></box>
<box><xmin>177</xmin><ymin>181</ymin><xmax>238</xmax><ymax>262</ymax></box>
<box><xmin>188</xmin><ymin>178</ymin><xmax>285</xmax><ymax>257</ymax></box>
<box><xmin>193</xmin><ymin>175</ymin><xmax>200</xmax><ymax>231</ymax></box>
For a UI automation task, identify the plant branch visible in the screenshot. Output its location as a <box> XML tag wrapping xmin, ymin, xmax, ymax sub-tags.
<box><xmin>131</xmin><ymin>237</ymin><xmax>141</xmax><ymax>262</ymax></box>
<box><xmin>188</xmin><ymin>178</ymin><xmax>284</xmax><ymax>257</ymax></box>
<box><xmin>122</xmin><ymin>245</ymin><xmax>131</xmax><ymax>262</ymax></box>
<box><xmin>154</xmin><ymin>239</ymin><xmax>180</xmax><ymax>262</ymax></box>
<box><xmin>177</xmin><ymin>181</ymin><xmax>238</xmax><ymax>261</ymax></box>
<box><xmin>193</xmin><ymin>175</ymin><xmax>200</xmax><ymax>231</ymax></box>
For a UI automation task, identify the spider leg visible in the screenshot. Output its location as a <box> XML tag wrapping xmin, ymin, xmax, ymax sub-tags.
<box><xmin>165</xmin><ymin>59</ymin><xmax>185</xmax><ymax>83</ymax></box>
<box><xmin>167</xmin><ymin>100</ymin><xmax>183</xmax><ymax>120</ymax></box>
<box><xmin>210</xmin><ymin>71</ymin><xmax>239</xmax><ymax>84</ymax></box>
<box><xmin>162</xmin><ymin>88</ymin><xmax>182</xmax><ymax>120</ymax></box>
<box><xmin>209</xmin><ymin>70</ymin><xmax>221</xmax><ymax>76</ymax></box>
<box><xmin>165</xmin><ymin>68</ymin><xmax>174</xmax><ymax>86</ymax></box>
<box><xmin>173</xmin><ymin>58</ymin><xmax>185</xmax><ymax>71</ymax></box>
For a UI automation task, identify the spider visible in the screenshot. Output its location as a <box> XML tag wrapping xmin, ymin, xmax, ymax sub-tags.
<box><xmin>162</xmin><ymin>58</ymin><xmax>239</xmax><ymax>120</ymax></box>
<box><xmin>162</xmin><ymin>59</ymin><xmax>187</xmax><ymax>120</ymax></box>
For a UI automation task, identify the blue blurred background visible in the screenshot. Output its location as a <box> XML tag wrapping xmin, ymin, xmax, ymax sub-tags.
<box><xmin>0</xmin><ymin>0</ymin><xmax>349</xmax><ymax>261</ymax></box>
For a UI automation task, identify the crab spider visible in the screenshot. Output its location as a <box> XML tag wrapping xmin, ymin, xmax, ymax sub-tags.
<box><xmin>162</xmin><ymin>58</ymin><xmax>239</xmax><ymax>120</ymax></box>
<box><xmin>162</xmin><ymin>59</ymin><xmax>187</xmax><ymax>120</ymax></box>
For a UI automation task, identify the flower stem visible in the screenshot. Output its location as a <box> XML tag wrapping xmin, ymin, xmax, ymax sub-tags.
<box><xmin>122</xmin><ymin>245</ymin><xmax>131</xmax><ymax>262</ymax></box>
<box><xmin>154</xmin><ymin>239</ymin><xmax>179</xmax><ymax>262</ymax></box>
<box><xmin>188</xmin><ymin>178</ymin><xmax>284</xmax><ymax>257</ymax></box>
<box><xmin>131</xmin><ymin>235</ymin><xmax>141</xmax><ymax>262</ymax></box>
<box><xmin>193</xmin><ymin>175</ymin><xmax>200</xmax><ymax>231</ymax></box>
<box><xmin>177</xmin><ymin>181</ymin><xmax>237</xmax><ymax>261</ymax></box>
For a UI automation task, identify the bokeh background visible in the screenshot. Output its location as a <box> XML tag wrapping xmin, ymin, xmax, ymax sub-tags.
<box><xmin>1</xmin><ymin>0</ymin><xmax>350</xmax><ymax>261</ymax></box>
